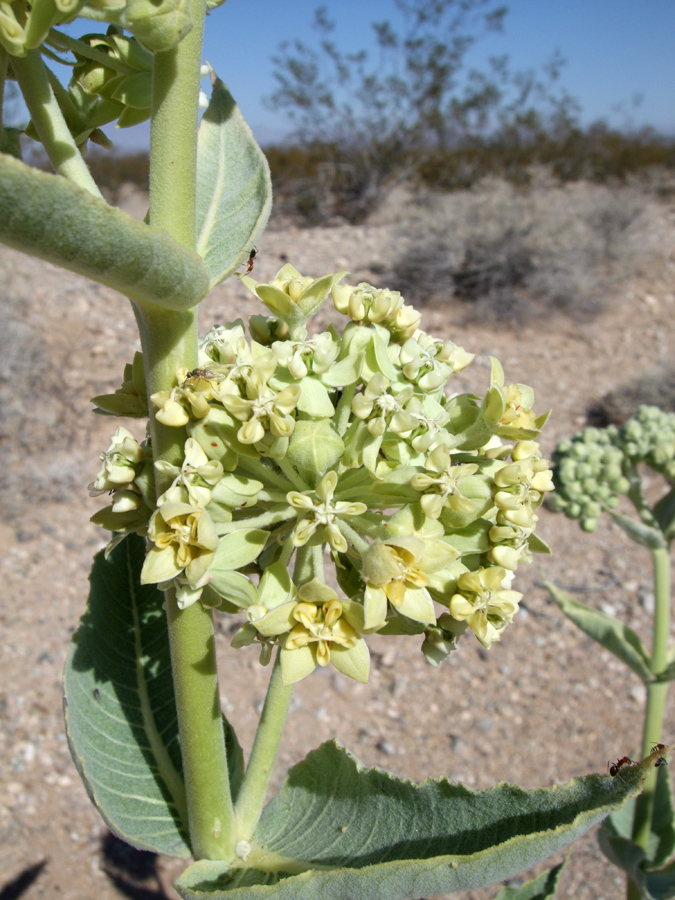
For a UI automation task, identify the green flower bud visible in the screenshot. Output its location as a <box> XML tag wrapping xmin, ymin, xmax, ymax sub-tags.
<box><xmin>285</xmin><ymin>419</ymin><xmax>345</xmax><ymax>487</ymax></box>
<box><xmin>120</xmin><ymin>0</ymin><xmax>192</xmax><ymax>52</ymax></box>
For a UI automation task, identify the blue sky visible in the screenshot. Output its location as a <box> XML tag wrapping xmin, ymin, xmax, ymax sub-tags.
<box><xmin>101</xmin><ymin>0</ymin><xmax>675</xmax><ymax>149</ymax></box>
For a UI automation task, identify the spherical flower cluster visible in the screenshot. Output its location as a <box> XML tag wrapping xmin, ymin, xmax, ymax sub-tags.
<box><xmin>92</xmin><ymin>264</ymin><xmax>553</xmax><ymax>684</ymax></box>
<box><xmin>549</xmin><ymin>405</ymin><xmax>675</xmax><ymax>534</ymax></box>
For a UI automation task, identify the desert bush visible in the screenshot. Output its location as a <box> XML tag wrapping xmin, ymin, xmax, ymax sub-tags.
<box><xmin>587</xmin><ymin>366</ymin><xmax>675</xmax><ymax>428</ymax></box>
<box><xmin>387</xmin><ymin>176</ymin><xmax>670</xmax><ymax>324</ymax></box>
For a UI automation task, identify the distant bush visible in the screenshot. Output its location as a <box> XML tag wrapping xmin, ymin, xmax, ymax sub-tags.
<box><xmin>266</xmin><ymin>1</ymin><xmax>675</xmax><ymax>224</ymax></box>
<box><xmin>385</xmin><ymin>177</ymin><xmax>670</xmax><ymax>325</ymax></box>
<box><xmin>588</xmin><ymin>368</ymin><xmax>675</xmax><ymax>427</ymax></box>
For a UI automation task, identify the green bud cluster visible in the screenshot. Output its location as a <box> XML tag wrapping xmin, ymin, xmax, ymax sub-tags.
<box><xmin>550</xmin><ymin>405</ymin><xmax>675</xmax><ymax>534</ymax></box>
<box><xmin>68</xmin><ymin>29</ymin><xmax>153</xmax><ymax>133</ymax></box>
<box><xmin>0</xmin><ymin>0</ymin><xmax>191</xmax><ymax>59</ymax></box>
<box><xmin>619</xmin><ymin>405</ymin><xmax>675</xmax><ymax>484</ymax></box>
<box><xmin>549</xmin><ymin>426</ymin><xmax>629</xmax><ymax>531</ymax></box>
<box><xmin>92</xmin><ymin>265</ymin><xmax>553</xmax><ymax>686</ymax></box>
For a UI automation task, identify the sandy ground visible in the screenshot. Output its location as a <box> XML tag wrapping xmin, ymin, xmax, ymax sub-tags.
<box><xmin>1</xmin><ymin>181</ymin><xmax>675</xmax><ymax>900</ymax></box>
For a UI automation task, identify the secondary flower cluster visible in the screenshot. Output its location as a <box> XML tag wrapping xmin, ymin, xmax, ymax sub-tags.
<box><xmin>92</xmin><ymin>264</ymin><xmax>553</xmax><ymax>685</ymax></box>
<box><xmin>549</xmin><ymin>405</ymin><xmax>675</xmax><ymax>533</ymax></box>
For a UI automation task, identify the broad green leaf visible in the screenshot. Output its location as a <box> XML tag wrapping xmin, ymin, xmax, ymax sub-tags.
<box><xmin>0</xmin><ymin>153</ymin><xmax>210</xmax><ymax>310</ymax></box>
<box><xmin>174</xmin><ymin>740</ymin><xmax>654</xmax><ymax>900</ymax></box>
<box><xmin>196</xmin><ymin>74</ymin><xmax>272</xmax><ymax>290</ymax></box>
<box><xmin>494</xmin><ymin>860</ymin><xmax>565</xmax><ymax>899</ymax></box>
<box><xmin>64</xmin><ymin>535</ymin><xmax>244</xmax><ymax>856</ymax></box>
<box><xmin>546</xmin><ymin>582</ymin><xmax>653</xmax><ymax>682</ymax></box>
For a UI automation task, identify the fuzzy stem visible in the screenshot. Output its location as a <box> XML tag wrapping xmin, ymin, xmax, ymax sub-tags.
<box><xmin>149</xmin><ymin>0</ymin><xmax>205</xmax><ymax>246</ymax></box>
<box><xmin>276</xmin><ymin>455</ymin><xmax>310</xmax><ymax>491</ymax></box>
<box><xmin>11</xmin><ymin>50</ymin><xmax>102</xmax><ymax>197</ymax></box>
<box><xmin>236</xmin><ymin>456</ymin><xmax>296</xmax><ymax>493</ymax></box>
<box><xmin>141</xmin><ymin>0</ymin><xmax>237</xmax><ymax>861</ymax></box>
<box><xmin>338</xmin><ymin>519</ymin><xmax>371</xmax><ymax>556</ymax></box>
<box><xmin>216</xmin><ymin>506</ymin><xmax>295</xmax><ymax>534</ymax></box>
<box><xmin>234</xmin><ymin>650</ymin><xmax>293</xmax><ymax>843</ymax></box>
<box><xmin>165</xmin><ymin>588</ymin><xmax>236</xmax><ymax>860</ymax></box>
<box><xmin>630</xmin><ymin>546</ymin><xmax>671</xmax><ymax>857</ymax></box>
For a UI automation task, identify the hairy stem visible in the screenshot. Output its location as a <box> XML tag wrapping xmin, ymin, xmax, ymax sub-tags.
<box><xmin>149</xmin><ymin>0</ymin><xmax>205</xmax><ymax>246</ymax></box>
<box><xmin>234</xmin><ymin>650</ymin><xmax>293</xmax><ymax>843</ymax></box>
<box><xmin>166</xmin><ymin>588</ymin><xmax>236</xmax><ymax>860</ymax></box>
<box><xmin>11</xmin><ymin>50</ymin><xmax>102</xmax><ymax>196</ymax></box>
<box><xmin>142</xmin><ymin>0</ymin><xmax>237</xmax><ymax>861</ymax></box>
<box><xmin>630</xmin><ymin>546</ymin><xmax>671</xmax><ymax>852</ymax></box>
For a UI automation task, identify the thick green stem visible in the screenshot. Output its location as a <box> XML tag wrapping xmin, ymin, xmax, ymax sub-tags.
<box><xmin>149</xmin><ymin>0</ymin><xmax>205</xmax><ymax>245</ymax></box>
<box><xmin>140</xmin><ymin>0</ymin><xmax>235</xmax><ymax>860</ymax></box>
<box><xmin>631</xmin><ymin>546</ymin><xmax>671</xmax><ymax>853</ymax></box>
<box><xmin>166</xmin><ymin>588</ymin><xmax>236</xmax><ymax>860</ymax></box>
<box><xmin>11</xmin><ymin>50</ymin><xmax>102</xmax><ymax>197</ymax></box>
<box><xmin>132</xmin><ymin>301</ymin><xmax>197</xmax><ymax>481</ymax></box>
<box><xmin>234</xmin><ymin>651</ymin><xmax>293</xmax><ymax>843</ymax></box>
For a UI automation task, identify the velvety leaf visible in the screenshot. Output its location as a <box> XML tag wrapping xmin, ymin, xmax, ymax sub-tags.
<box><xmin>494</xmin><ymin>860</ymin><xmax>565</xmax><ymax>899</ymax></box>
<box><xmin>0</xmin><ymin>153</ymin><xmax>210</xmax><ymax>310</ymax></box>
<box><xmin>174</xmin><ymin>740</ymin><xmax>654</xmax><ymax>900</ymax></box>
<box><xmin>546</xmin><ymin>582</ymin><xmax>653</xmax><ymax>682</ymax></box>
<box><xmin>64</xmin><ymin>535</ymin><xmax>244</xmax><ymax>856</ymax></box>
<box><xmin>196</xmin><ymin>74</ymin><xmax>272</xmax><ymax>290</ymax></box>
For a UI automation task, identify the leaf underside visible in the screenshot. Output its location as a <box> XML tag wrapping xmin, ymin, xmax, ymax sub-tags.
<box><xmin>64</xmin><ymin>534</ymin><xmax>244</xmax><ymax>858</ymax></box>
<box><xmin>175</xmin><ymin>741</ymin><xmax>655</xmax><ymax>900</ymax></box>
<box><xmin>196</xmin><ymin>75</ymin><xmax>272</xmax><ymax>289</ymax></box>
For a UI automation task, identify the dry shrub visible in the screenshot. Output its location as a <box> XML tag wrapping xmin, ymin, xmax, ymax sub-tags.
<box><xmin>384</xmin><ymin>174</ymin><xmax>671</xmax><ymax>325</ymax></box>
<box><xmin>587</xmin><ymin>367</ymin><xmax>675</xmax><ymax>427</ymax></box>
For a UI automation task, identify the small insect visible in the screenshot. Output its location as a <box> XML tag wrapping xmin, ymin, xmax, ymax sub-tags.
<box><xmin>651</xmin><ymin>743</ymin><xmax>668</xmax><ymax>767</ymax></box>
<box><xmin>244</xmin><ymin>247</ymin><xmax>257</xmax><ymax>274</ymax></box>
<box><xmin>609</xmin><ymin>756</ymin><xmax>634</xmax><ymax>776</ymax></box>
<box><xmin>185</xmin><ymin>368</ymin><xmax>224</xmax><ymax>381</ymax></box>
<box><xmin>87</xmin><ymin>483</ymin><xmax>115</xmax><ymax>498</ymax></box>
<box><xmin>93</xmin><ymin>688</ymin><xmax>100</xmax><ymax>701</ymax></box>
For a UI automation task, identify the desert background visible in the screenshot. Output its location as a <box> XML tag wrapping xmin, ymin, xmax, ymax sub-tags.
<box><xmin>1</xmin><ymin>170</ymin><xmax>675</xmax><ymax>899</ymax></box>
<box><xmin>2</xmin><ymin>0</ymin><xmax>675</xmax><ymax>896</ymax></box>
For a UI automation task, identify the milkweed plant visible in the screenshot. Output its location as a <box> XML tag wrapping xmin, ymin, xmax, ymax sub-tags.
<box><xmin>548</xmin><ymin>407</ymin><xmax>675</xmax><ymax>900</ymax></box>
<box><xmin>0</xmin><ymin>0</ymin><xmax>668</xmax><ymax>897</ymax></box>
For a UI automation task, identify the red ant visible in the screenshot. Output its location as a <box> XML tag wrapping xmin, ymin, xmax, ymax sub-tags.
<box><xmin>609</xmin><ymin>756</ymin><xmax>634</xmax><ymax>776</ymax></box>
<box><xmin>651</xmin><ymin>743</ymin><xmax>668</xmax><ymax>768</ymax></box>
<box><xmin>244</xmin><ymin>248</ymin><xmax>257</xmax><ymax>274</ymax></box>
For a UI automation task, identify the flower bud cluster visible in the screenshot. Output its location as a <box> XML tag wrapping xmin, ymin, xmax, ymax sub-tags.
<box><xmin>68</xmin><ymin>29</ymin><xmax>153</xmax><ymax>133</ymax></box>
<box><xmin>549</xmin><ymin>426</ymin><xmax>628</xmax><ymax>531</ymax></box>
<box><xmin>0</xmin><ymin>0</ymin><xmax>191</xmax><ymax>60</ymax></box>
<box><xmin>92</xmin><ymin>265</ymin><xmax>553</xmax><ymax>685</ymax></box>
<box><xmin>550</xmin><ymin>405</ymin><xmax>675</xmax><ymax>533</ymax></box>
<box><xmin>619</xmin><ymin>405</ymin><xmax>675</xmax><ymax>484</ymax></box>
